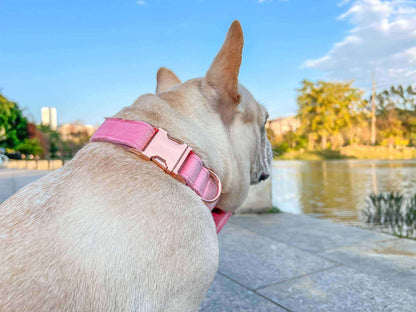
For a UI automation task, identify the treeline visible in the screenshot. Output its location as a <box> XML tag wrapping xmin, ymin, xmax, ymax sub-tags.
<box><xmin>0</xmin><ymin>93</ymin><xmax>91</xmax><ymax>159</ymax></box>
<box><xmin>0</xmin><ymin>94</ymin><xmax>42</xmax><ymax>157</ymax></box>
<box><xmin>271</xmin><ymin>81</ymin><xmax>416</xmax><ymax>154</ymax></box>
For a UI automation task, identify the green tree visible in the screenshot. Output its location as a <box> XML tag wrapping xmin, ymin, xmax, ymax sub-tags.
<box><xmin>375</xmin><ymin>85</ymin><xmax>416</xmax><ymax>146</ymax></box>
<box><xmin>15</xmin><ymin>138</ymin><xmax>43</xmax><ymax>156</ymax></box>
<box><xmin>39</xmin><ymin>125</ymin><xmax>63</xmax><ymax>159</ymax></box>
<box><xmin>297</xmin><ymin>80</ymin><xmax>365</xmax><ymax>150</ymax></box>
<box><xmin>389</xmin><ymin>85</ymin><xmax>416</xmax><ymax>110</ymax></box>
<box><xmin>0</xmin><ymin>93</ymin><xmax>29</xmax><ymax>149</ymax></box>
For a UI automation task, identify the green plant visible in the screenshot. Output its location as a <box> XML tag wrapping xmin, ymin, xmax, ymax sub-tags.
<box><xmin>363</xmin><ymin>192</ymin><xmax>416</xmax><ymax>239</ymax></box>
<box><xmin>268</xmin><ymin>206</ymin><xmax>280</xmax><ymax>213</ymax></box>
<box><xmin>0</xmin><ymin>93</ymin><xmax>29</xmax><ymax>150</ymax></box>
<box><xmin>15</xmin><ymin>138</ymin><xmax>43</xmax><ymax>156</ymax></box>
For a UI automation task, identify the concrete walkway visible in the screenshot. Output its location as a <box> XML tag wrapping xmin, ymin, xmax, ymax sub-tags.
<box><xmin>0</xmin><ymin>168</ymin><xmax>47</xmax><ymax>203</ymax></box>
<box><xmin>201</xmin><ymin>213</ymin><xmax>416</xmax><ymax>311</ymax></box>
<box><xmin>1</xmin><ymin>169</ymin><xmax>416</xmax><ymax>311</ymax></box>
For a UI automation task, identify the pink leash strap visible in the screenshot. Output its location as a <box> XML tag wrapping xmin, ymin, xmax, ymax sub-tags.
<box><xmin>90</xmin><ymin>118</ymin><xmax>232</xmax><ymax>233</ymax></box>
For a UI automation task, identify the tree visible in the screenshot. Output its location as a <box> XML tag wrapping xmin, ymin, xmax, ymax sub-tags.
<box><xmin>39</xmin><ymin>125</ymin><xmax>63</xmax><ymax>159</ymax></box>
<box><xmin>15</xmin><ymin>138</ymin><xmax>43</xmax><ymax>156</ymax></box>
<box><xmin>0</xmin><ymin>93</ymin><xmax>29</xmax><ymax>149</ymax></box>
<box><xmin>297</xmin><ymin>80</ymin><xmax>365</xmax><ymax>150</ymax></box>
<box><xmin>375</xmin><ymin>85</ymin><xmax>416</xmax><ymax>146</ymax></box>
<box><xmin>60</xmin><ymin>122</ymin><xmax>92</xmax><ymax>157</ymax></box>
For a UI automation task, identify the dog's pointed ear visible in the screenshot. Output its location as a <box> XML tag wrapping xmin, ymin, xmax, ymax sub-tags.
<box><xmin>156</xmin><ymin>67</ymin><xmax>181</xmax><ymax>93</ymax></box>
<box><xmin>206</xmin><ymin>20</ymin><xmax>244</xmax><ymax>106</ymax></box>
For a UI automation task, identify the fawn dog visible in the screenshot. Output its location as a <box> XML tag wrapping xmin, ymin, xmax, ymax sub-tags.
<box><xmin>0</xmin><ymin>20</ymin><xmax>272</xmax><ymax>311</ymax></box>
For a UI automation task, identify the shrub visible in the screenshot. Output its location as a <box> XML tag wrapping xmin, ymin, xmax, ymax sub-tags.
<box><xmin>363</xmin><ymin>192</ymin><xmax>416</xmax><ymax>239</ymax></box>
<box><xmin>15</xmin><ymin>138</ymin><xmax>43</xmax><ymax>156</ymax></box>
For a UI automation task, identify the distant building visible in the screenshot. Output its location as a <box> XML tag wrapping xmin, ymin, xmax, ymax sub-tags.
<box><xmin>58</xmin><ymin>123</ymin><xmax>97</xmax><ymax>142</ymax></box>
<box><xmin>267</xmin><ymin>116</ymin><xmax>300</xmax><ymax>137</ymax></box>
<box><xmin>58</xmin><ymin>123</ymin><xmax>98</xmax><ymax>158</ymax></box>
<box><xmin>41</xmin><ymin>107</ymin><xmax>57</xmax><ymax>130</ymax></box>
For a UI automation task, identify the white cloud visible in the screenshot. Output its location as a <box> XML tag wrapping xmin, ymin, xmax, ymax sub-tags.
<box><xmin>136</xmin><ymin>0</ymin><xmax>147</xmax><ymax>5</ymax></box>
<box><xmin>304</xmin><ymin>0</ymin><xmax>416</xmax><ymax>90</ymax></box>
<box><xmin>338</xmin><ymin>0</ymin><xmax>353</xmax><ymax>6</ymax></box>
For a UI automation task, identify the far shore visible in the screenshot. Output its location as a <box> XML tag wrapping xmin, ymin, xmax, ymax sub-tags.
<box><xmin>276</xmin><ymin>145</ymin><xmax>416</xmax><ymax>161</ymax></box>
<box><xmin>3</xmin><ymin>144</ymin><xmax>416</xmax><ymax>169</ymax></box>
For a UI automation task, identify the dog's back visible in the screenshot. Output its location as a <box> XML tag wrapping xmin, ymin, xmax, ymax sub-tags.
<box><xmin>0</xmin><ymin>143</ymin><xmax>218</xmax><ymax>311</ymax></box>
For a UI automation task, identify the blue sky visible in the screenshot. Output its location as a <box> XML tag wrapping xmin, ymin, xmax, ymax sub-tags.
<box><xmin>1</xmin><ymin>0</ymin><xmax>415</xmax><ymax>125</ymax></box>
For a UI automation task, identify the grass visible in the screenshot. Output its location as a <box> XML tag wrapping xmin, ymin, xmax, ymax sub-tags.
<box><xmin>278</xmin><ymin>150</ymin><xmax>353</xmax><ymax>161</ymax></box>
<box><xmin>341</xmin><ymin>145</ymin><xmax>416</xmax><ymax>160</ymax></box>
<box><xmin>276</xmin><ymin>146</ymin><xmax>416</xmax><ymax>161</ymax></box>
<box><xmin>362</xmin><ymin>192</ymin><xmax>416</xmax><ymax>239</ymax></box>
<box><xmin>267</xmin><ymin>206</ymin><xmax>280</xmax><ymax>213</ymax></box>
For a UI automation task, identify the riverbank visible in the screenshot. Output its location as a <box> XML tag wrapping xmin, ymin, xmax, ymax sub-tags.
<box><xmin>278</xmin><ymin>145</ymin><xmax>416</xmax><ymax>160</ymax></box>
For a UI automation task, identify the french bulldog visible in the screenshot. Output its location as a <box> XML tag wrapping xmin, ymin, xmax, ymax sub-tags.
<box><xmin>0</xmin><ymin>20</ymin><xmax>272</xmax><ymax>311</ymax></box>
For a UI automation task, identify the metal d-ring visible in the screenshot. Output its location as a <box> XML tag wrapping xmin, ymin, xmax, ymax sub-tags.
<box><xmin>201</xmin><ymin>169</ymin><xmax>222</xmax><ymax>204</ymax></box>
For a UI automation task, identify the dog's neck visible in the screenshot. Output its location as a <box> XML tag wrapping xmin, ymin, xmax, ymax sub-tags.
<box><xmin>112</xmin><ymin>91</ymin><xmax>249</xmax><ymax>211</ymax></box>
<box><xmin>114</xmin><ymin>94</ymin><xmax>226</xmax><ymax>182</ymax></box>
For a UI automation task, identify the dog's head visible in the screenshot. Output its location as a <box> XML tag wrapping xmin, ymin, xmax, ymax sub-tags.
<box><xmin>128</xmin><ymin>21</ymin><xmax>272</xmax><ymax>210</ymax></box>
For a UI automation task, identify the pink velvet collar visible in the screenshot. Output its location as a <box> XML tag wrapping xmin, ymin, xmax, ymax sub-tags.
<box><xmin>90</xmin><ymin>118</ymin><xmax>232</xmax><ymax>233</ymax></box>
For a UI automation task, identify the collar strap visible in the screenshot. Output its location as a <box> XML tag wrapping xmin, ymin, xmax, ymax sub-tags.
<box><xmin>90</xmin><ymin>118</ymin><xmax>231</xmax><ymax>233</ymax></box>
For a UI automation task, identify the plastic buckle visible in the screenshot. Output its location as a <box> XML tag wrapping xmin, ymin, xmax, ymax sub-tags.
<box><xmin>130</xmin><ymin>128</ymin><xmax>192</xmax><ymax>184</ymax></box>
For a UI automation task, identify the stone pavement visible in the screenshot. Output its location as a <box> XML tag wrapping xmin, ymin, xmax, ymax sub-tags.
<box><xmin>0</xmin><ymin>168</ymin><xmax>47</xmax><ymax>203</ymax></box>
<box><xmin>1</xmin><ymin>169</ymin><xmax>416</xmax><ymax>311</ymax></box>
<box><xmin>201</xmin><ymin>214</ymin><xmax>416</xmax><ymax>312</ymax></box>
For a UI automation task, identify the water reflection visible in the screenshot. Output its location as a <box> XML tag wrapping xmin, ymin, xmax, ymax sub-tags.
<box><xmin>272</xmin><ymin>159</ymin><xmax>416</xmax><ymax>225</ymax></box>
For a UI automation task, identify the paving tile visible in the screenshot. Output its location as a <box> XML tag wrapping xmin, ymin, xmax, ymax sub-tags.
<box><xmin>218</xmin><ymin>223</ymin><xmax>336</xmax><ymax>290</ymax></box>
<box><xmin>0</xmin><ymin>183</ymin><xmax>14</xmax><ymax>202</ymax></box>
<box><xmin>0</xmin><ymin>169</ymin><xmax>47</xmax><ymax>203</ymax></box>
<box><xmin>13</xmin><ymin>172</ymin><xmax>47</xmax><ymax>190</ymax></box>
<box><xmin>258</xmin><ymin>266</ymin><xmax>416</xmax><ymax>312</ymax></box>
<box><xmin>200</xmin><ymin>274</ymin><xmax>287</xmax><ymax>312</ymax></box>
<box><xmin>229</xmin><ymin>212</ymin><xmax>323</xmax><ymax>229</ymax></box>
<box><xmin>385</xmin><ymin>267</ymin><xmax>416</xmax><ymax>292</ymax></box>
<box><xmin>320</xmin><ymin>238</ymin><xmax>416</xmax><ymax>276</ymax></box>
<box><xmin>230</xmin><ymin>213</ymin><xmax>394</xmax><ymax>253</ymax></box>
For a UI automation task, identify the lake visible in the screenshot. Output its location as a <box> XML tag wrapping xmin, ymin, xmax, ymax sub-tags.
<box><xmin>272</xmin><ymin>159</ymin><xmax>416</xmax><ymax>225</ymax></box>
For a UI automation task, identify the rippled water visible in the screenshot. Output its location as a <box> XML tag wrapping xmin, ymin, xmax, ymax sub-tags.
<box><xmin>272</xmin><ymin>159</ymin><xmax>416</xmax><ymax>225</ymax></box>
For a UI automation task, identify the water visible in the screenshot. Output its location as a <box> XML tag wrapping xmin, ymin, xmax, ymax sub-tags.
<box><xmin>272</xmin><ymin>159</ymin><xmax>416</xmax><ymax>225</ymax></box>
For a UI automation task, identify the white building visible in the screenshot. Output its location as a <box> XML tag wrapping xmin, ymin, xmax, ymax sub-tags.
<box><xmin>41</xmin><ymin>107</ymin><xmax>57</xmax><ymax>130</ymax></box>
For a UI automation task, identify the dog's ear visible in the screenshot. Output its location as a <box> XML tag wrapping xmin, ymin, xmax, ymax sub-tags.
<box><xmin>206</xmin><ymin>20</ymin><xmax>244</xmax><ymax>107</ymax></box>
<box><xmin>156</xmin><ymin>67</ymin><xmax>181</xmax><ymax>93</ymax></box>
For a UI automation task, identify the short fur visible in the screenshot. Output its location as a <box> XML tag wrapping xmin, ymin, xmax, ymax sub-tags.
<box><xmin>0</xmin><ymin>20</ymin><xmax>272</xmax><ymax>311</ymax></box>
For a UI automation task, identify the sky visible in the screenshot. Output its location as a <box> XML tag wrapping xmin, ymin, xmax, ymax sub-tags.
<box><xmin>1</xmin><ymin>0</ymin><xmax>415</xmax><ymax>125</ymax></box>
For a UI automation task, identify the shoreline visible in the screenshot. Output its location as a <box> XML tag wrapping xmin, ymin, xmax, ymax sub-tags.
<box><xmin>276</xmin><ymin>146</ymin><xmax>416</xmax><ymax>161</ymax></box>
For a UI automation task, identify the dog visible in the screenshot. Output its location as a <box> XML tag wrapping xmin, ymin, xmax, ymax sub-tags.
<box><xmin>0</xmin><ymin>20</ymin><xmax>272</xmax><ymax>311</ymax></box>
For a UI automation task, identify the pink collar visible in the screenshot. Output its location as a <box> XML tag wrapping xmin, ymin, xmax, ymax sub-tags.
<box><xmin>90</xmin><ymin>118</ymin><xmax>232</xmax><ymax>233</ymax></box>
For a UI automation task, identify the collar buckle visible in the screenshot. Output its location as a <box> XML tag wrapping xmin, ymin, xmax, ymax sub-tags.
<box><xmin>130</xmin><ymin>128</ymin><xmax>192</xmax><ymax>184</ymax></box>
